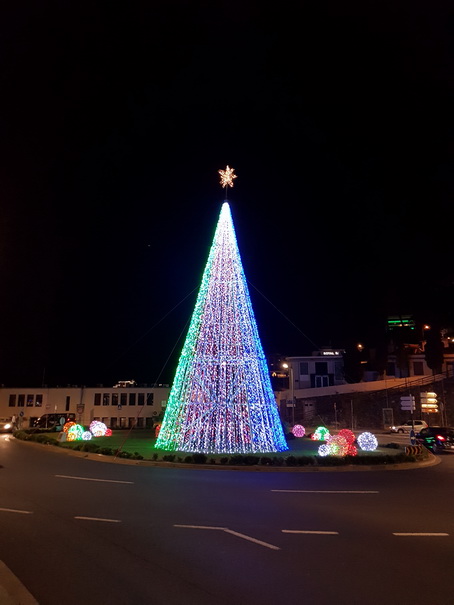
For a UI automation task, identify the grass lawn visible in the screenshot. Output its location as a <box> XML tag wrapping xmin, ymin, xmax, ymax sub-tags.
<box><xmin>52</xmin><ymin>428</ymin><xmax>402</xmax><ymax>462</ymax></box>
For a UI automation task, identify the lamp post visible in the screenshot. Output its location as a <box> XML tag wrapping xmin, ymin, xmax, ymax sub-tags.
<box><xmin>282</xmin><ymin>363</ymin><xmax>295</xmax><ymax>425</ymax></box>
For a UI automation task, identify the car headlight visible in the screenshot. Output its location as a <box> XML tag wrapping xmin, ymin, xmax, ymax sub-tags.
<box><xmin>3</xmin><ymin>423</ymin><xmax>11</xmax><ymax>430</ymax></box>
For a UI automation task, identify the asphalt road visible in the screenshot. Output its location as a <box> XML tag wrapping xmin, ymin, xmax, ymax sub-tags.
<box><xmin>0</xmin><ymin>434</ymin><xmax>453</xmax><ymax>605</ymax></box>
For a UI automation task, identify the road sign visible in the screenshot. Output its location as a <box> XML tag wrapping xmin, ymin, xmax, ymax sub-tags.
<box><xmin>400</xmin><ymin>395</ymin><xmax>415</xmax><ymax>411</ymax></box>
<box><xmin>420</xmin><ymin>392</ymin><xmax>438</xmax><ymax>412</ymax></box>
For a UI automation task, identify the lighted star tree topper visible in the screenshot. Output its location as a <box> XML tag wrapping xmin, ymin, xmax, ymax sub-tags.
<box><xmin>218</xmin><ymin>164</ymin><xmax>237</xmax><ymax>198</ymax></box>
<box><xmin>155</xmin><ymin>171</ymin><xmax>288</xmax><ymax>454</ymax></box>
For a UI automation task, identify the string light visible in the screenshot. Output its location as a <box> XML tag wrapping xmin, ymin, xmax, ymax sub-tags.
<box><xmin>156</xmin><ymin>202</ymin><xmax>288</xmax><ymax>454</ymax></box>
<box><xmin>338</xmin><ymin>429</ymin><xmax>355</xmax><ymax>445</ymax></box>
<box><xmin>218</xmin><ymin>165</ymin><xmax>237</xmax><ymax>188</ymax></box>
<box><xmin>90</xmin><ymin>420</ymin><xmax>108</xmax><ymax>437</ymax></box>
<box><xmin>292</xmin><ymin>424</ymin><xmax>305</xmax><ymax>438</ymax></box>
<box><xmin>311</xmin><ymin>426</ymin><xmax>330</xmax><ymax>441</ymax></box>
<box><xmin>357</xmin><ymin>432</ymin><xmax>378</xmax><ymax>451</ymax></box>
<box><xmin>326</xmin><ymin>434</ymin><xmax>348</xmax><ymax>456</ymax></box>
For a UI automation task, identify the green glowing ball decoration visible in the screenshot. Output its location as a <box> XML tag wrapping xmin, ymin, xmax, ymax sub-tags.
<box><xmin>311</xmin><ymin>426</ymin><xmax>330</xmax><ymax>441</ymax></box>
<box><xmin>67</xmin><ymin>424</ymin><xmax>84</xmax><ymax>441</ymax></box>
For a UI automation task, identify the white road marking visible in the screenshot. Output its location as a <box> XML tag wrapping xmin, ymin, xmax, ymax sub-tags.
<box><xmin>174</xmin><ymin>524</ymin><xmax>227</xmax><ymax>530</ymax></box>
<box><xmin>74</xmin><ymin>516</ymin><xmax>122</xmax><ymax>523</ymax></box>
<box><xmin>223</xmin><ymin>529</ymin><xmax>280</xmax><ymax>550</ymax></box>
<box><xmin>174</xmin><ymin>524</ymin><xmax>280</xmax><ymax>550</ymax></box>
<box><xmin>0</xmin><ymin>507</ymin><xmax>33</xmax><ymax>515</ymax></box>
<box><xmin>393</xmin><ymin>532</ymin><xmax>449</xmax><ymax>536</ymax></box>
<box><xmin>56</xmin><ymin>474</ymin><xmax>133</xmax><ymax>484</ymax></box>
<box><xmin>282</xmin><ymin>529</ymin><xmax>339</xmax><ymax>535</ymax></box>
<box><xmin>272</xmin><ymin>490</ymin><xmax>379</xmax><ymax>494</ymax></box>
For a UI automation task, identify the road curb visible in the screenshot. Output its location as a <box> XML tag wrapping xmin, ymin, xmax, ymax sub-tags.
<box><xmin>12</xmin><ymin>437</ymin><xmax>441</xmax><ymax>472</ymax></box>
<box><xmin>0</xmin><ymin>561</ymin><xmax>39</xmax><ymax>605</ymax></box>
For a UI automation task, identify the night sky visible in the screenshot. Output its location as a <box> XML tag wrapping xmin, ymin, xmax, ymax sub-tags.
<box><xmin>1</xmin><ymin>1</ymin><xmax>453</xmax><ymax>387</ymax></box>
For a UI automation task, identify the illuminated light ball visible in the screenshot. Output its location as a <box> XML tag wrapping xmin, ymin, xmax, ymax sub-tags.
<box><xmin>326</xmin><ymin>434</ymin><xmax>349</xmax><ymax>457</ymax></box>
<box><xmin>89</xmin><ymin>421</ymin><xmax>108</xmax><ymax>437</ymax></box>
<box><xmin>338</xmin><ymin>429</ymin><xmax>356</xmax><ymax>445</ymax></box>
<box><xmin>105</xmin><ymin>428</ymin><xmax>112</xmax><ymax>437</ymax></box>
<box><xmin>82</xmin><ymin>431</ymin><xmax>92</xmax><ymax>441</ymax></box>
<box><xmin>311</xmin><ymin>426</ymin><xmax>330</xmax><ymax>441</ymax></box>
<box><xmin>347</xmin><ymin>444</ymin><xmax>358</xmax><ymax>456</ymax></box>
<box><xmin>63</xmin><ymin>421</ymin><xmax>76</xmax><ymax>433</ymax></box>
<box><xmin>357</xmin><ymin>432</ymin><xmax>378</xmax><ymax>451</ymax></box>
<box><xmin>318</xmin><ymin>444</ymin><xmax>330</xmax><ymax>457</ymax></box>
<box><xmin>291</xmin><ymin>424</ymin><xmax>305</xmax><ymax>438</ymax></box>
<box><xmin>67</xmin><ymin>424</ymin><xmax>84</xmax><ymax>441</ymax></box>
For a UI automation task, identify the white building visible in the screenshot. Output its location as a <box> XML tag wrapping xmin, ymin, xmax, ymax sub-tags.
<box><xmin>0</xmin><ymin>384</ymin><xmax>170</xmax><ymax>429</ymax></box>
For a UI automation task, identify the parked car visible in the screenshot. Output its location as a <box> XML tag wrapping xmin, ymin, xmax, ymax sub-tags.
<box><xmin>0</xmin><ymin>420</ymin><xmax>14</xmax><ymax>433</ymax></box>
<box><xmin>389</xmin><ymin>420</ymin><xmax>428</xmax><ymax>434</ymax></box>
<box><xmin>32</xmin><ymin>413</ymin><xmax>76</xmax><ymax>430</ymax></box>
<box><xmin>416</xmin><ymin>427</ymin><xmax>454</xmax><ymax>454</ymax></box>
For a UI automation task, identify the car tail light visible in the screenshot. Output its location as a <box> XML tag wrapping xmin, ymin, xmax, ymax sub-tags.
<box><xmin>436</xmin><ymin>435</ymin><xmax>446</xmax><ymax>441</ymax></box>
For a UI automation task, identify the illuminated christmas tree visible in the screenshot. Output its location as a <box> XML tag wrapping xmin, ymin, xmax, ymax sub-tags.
<box><xmin>155</xmin><ymin>167</ymin><xmax>288</xmax><ymax>454</ymax></box>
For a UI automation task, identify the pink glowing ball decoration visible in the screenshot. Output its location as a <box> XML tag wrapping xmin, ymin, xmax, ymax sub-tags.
<box><xmin>291</xmin><ymin>424</ymin><xmax>306</xmax><ymax>438</ymax></box>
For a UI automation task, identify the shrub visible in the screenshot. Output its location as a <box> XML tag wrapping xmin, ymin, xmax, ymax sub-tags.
<box><xmin>259</xmin><ymin>456</ymin><xmax>273</xmax><ymax>465</ymax></box>
<box><xmin>81</xmin><ymin>441</ymin><xmax>100</xmax><ymax>453</ymax></box>
<box><xmin>132</xmin><ymin>452</ymin><xmax>143</xmax><ymax>460</ymax></box>
<box><xmin>192</xmin><ymin>453</ymin><xmax>207</xmax><ymax>464</ymax></box>
<box><xmin>243</xmin><ymin>455</ymin><xmax>258</xmax><ymax>466</ymax></box>
<box><xmin>99</xmin><ymin>447</ymin><xmax>113</xmax><ymax>456</ymax></box>
<box><xmin>162</xmin><ymin>454</ymin><xmax>175</xmax><ymax>462</ymax></box>
<box><xmin>152</xmin><ymin>453</ymin><xmax>159</xmax><ymax>461</ymax></box>
<box><xmin>184</xmin><ymin>455</ymin><xmax>194</xmax><ymax>464</ymax></box>
<box><xmin>220</xmin><ymin>457</ymin><xmax>229</xmax><ymax>465</ymax></box>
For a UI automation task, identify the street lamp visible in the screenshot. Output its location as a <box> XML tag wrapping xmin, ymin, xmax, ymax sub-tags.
<box><xmin>282</xmin><ymin>363</ymin><xmax>295</xmax><ymax>425</ymax></box>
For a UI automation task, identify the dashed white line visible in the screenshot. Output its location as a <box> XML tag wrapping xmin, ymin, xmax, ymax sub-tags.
<box><xmin>174</xmin><ymin>524</ymin><xmax>227</xmax><ymax>530</ymax></box>
<box><xmin>0</xmin><ymin>507</ymin><xmax>33</xmax><ymax>515</ymax></box>
<box><xmin>272</xmin><ymin>490</ymin><xmax>379</xmax><ymax>494</ymax></box>
<box><xmin>56</xmin><ymin>475</ymin><xmax>133</xmax><ymax>484</ymax></box>
<box><xmin>393</xmin><ymin>532</ymin><xmax>449</xmax><ymax>537</ymax></box>
<box><xmin>74</xmin><ymin>516</ymin><xmax>122</xmax><ymax>523</ymax></box>
<box><xmin>282</xmin><ymin>530</ymin><xmax>339</xmax><ymax>535</ymax></box>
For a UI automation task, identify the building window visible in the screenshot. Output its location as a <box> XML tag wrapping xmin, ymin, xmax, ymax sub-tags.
<box><xmin>111</xmin><ymin>417</ymin><xmax>118</xmax><ymax>428</ymax></box>
<box><xmin>299</xmin><ymin>362</ymin><xmax>309</xmax><ymax>375</ymax></box>
<box><xmin>18</xmin><ymin>394</ymin><xmax>25</xmax><ymax>407</ymax></box>
<box><xmin>103</xmin><ymin>394</ymin><xmax>110</xmax><ymax>406</ymax></box>
<box><xmin>112</xmin><ymin>393</ymin><xmax>118</xmax><ymax>407</ymax></box>
<box><xmin>145</xmin><ymin>417</ymin><xmax>153</xmax><ymax>428</ymax></box>
<box><xmin>94</xmin><ymin>393</ymin><xmax>101</xmax><ymax>406</ymax></box>
<box><xmin>35</xmin><ymin>394</ymin><xmax>43</xmax><ymax>407</ymax></box>
<box><xmin>129</xmin><ymin>393</ymin><xmax>136</xmax><ymax>405</ymax></box>
<box><xmin>119</xmin><ymin>417</ymin><xmax>127</xmax><ymax>428</ymax></box>
<box><xmin>334</xmin><ymin>362</ymin><xmax>343</xmax><ymax>381</ymax></box>
<box><xmin>26</xmin><ymin>394</ymin><xmax>34</xmax><ymax>407</ymax></box>
<box><xmin>8</xmin><ymin>394</ymin><xmax>16</xmax><ymax>407</ymax></box>
<box><xmin>66</xmin><ymin>396</ymin><xmax>70</xmax><ymax>411</ymax></box>
<box><xmin>413</xmin><ymin>361</ymin><xmax>424</xmax><ymax>376</ymax></box>
<box><xmin>120</xmin><ymin>393</ymin><xmax>127</xmax><ymax>407</ymax></box>
<box><xmin>138</xmin><ymin>393</ymin><xmax>145</xmax><ymax>406</ymax></box>
<box><xmin>137</xmin><ymin>416</ymin><xmax>144</xmax><ymax>428</ymax></box>
<box><xmin>146</xmin><ymin>393</ymin><xmax>154</xmax><ymax>406</ymax></box>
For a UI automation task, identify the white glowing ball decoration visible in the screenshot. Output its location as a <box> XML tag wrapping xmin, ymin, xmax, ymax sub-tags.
<box><xmin>318</xmin><ymin>444</ymin><xmax>330</xmax><ymax>457</ymax></box>
<box><xmin>89</xmin><ymin>420</ymin><xmax>108</xmax><ymax>437</ymax></box>
<box><xmin>82</xmin><ymin>431</ymin><xmax>92</xmax><ymax>441</ymax></box>
<box><xmin>357</xmin><ymin>432</ymin><xmax>378</xmax><ymax>451</ymax></box>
